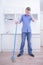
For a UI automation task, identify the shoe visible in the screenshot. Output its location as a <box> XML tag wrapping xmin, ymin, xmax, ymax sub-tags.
<box><xmin>17</xmin><ymin>54</ymin><xmax>23</xmax><ymax>57</ymax></box>
<box><xmin>29</xmin><ymin>54</ymin><xmax>34</xmax><ymax>57</ymax></box>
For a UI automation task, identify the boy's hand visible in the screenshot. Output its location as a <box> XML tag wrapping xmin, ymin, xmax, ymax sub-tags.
<box><xmin>15</xmin><ymin>20</ymin><xmax>18</xmax><ymax>24</ymax></box>
<box><xmin>15</xmin><ymin>20</ymin><xmax>20</xmax><ymax>24</ymax></box>
<box><xmin>30</xmin><ymin>14</ymin><xmax>35</xmax><ymax>22</ymax></box>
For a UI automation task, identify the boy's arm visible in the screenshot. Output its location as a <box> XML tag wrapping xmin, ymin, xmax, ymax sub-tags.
<box><xmin>31</xmin><ymin>15</ymin><xmax>35</xmax><ymax>22</ymax></box>
<box><xmin>15</xmin><ymin>15</ymin><xmax>23</xmax><ymax>24</ymax></box>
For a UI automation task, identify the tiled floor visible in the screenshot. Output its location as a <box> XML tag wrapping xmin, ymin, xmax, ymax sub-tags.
<box><xmin>0</xmin><ymin>48</ymin><xmax>43</xmax><ymax>65</ymax></box>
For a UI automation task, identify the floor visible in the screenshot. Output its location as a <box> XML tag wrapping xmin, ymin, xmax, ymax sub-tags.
<box><xmin>0</xmin><ymin>47</ymin><xmax>43</xmax><ymax>65</ymax></box>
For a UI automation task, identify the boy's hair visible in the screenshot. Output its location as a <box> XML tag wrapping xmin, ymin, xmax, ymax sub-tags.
<box><xmin>26</xmin><ymin>7</ymin><xmax>31</xmax><ymax>11</ymax></box>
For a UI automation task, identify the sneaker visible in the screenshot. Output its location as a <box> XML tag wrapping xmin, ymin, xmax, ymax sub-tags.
<box><xmin>29</xmin><ymin>54</ymin><xmax>34</xmax><ymax>57</ymax></box>
<box><xmin>17</xmin><ymin>54</ymin><xmax>23</xmax><ymax>57</ymax></box>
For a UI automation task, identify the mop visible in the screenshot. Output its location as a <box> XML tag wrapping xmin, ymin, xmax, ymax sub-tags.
<box><xmin>11</xmin><ymin>24</ymin><xmax>17</xmax><ymax>62</ymax></box>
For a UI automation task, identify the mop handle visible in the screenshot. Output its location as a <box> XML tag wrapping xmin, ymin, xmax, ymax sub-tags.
<box><xmin>11</xmin><ymin>24</ymin><xmax>18</xmax><ymax>61</ymax></box>
<box><xmin>13</xmin><ymin>24</ymin><xmax>17</xmax><ymax>52</ymax></box>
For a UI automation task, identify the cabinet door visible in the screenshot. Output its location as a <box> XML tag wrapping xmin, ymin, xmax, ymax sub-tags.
<box><xmin>41</xmin><ymin>31</ymin><xmax>43</xmax><ymax>46</ymax></box>
<box><xmin>32</xmin><ymin>35</ymin><xmax>40</xmax><ymax>50</ymax></box>
<box><xmin>2</xmin><ymin>35</ymin><xmax>14</xmax><ymax>51</ymax></box>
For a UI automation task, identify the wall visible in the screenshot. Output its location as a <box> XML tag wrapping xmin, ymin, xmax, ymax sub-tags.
<box><xmin>40</xmin><ymin>11</ymin><xmax>43</xmax><ymax>46</ymax></box>
<box><xmin>0</xmin><ymin>0</ymin><xmax>40</xmax><ymax>52</ymax></box>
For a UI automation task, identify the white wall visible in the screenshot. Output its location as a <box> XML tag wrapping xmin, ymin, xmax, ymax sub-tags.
<box><xmin>40</xmin><ymin>11</ymin><xmax>43</xmax><ymax>46</ymax></box>
<box><xmin>0</xmin><ymin>0</ymin><xmax>40</xmax><ymax>52</ymax></box>
<box><xmin>0</xmin><ymin>0</ymin><xmax>40</xmax><ymax>34</ymax></box>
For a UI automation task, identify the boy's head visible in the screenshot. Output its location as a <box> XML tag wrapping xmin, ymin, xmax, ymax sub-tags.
<box><xmin>25</xmin><ymin>7</ymin><xmax>31</xmax><ymax>15</ymax></box>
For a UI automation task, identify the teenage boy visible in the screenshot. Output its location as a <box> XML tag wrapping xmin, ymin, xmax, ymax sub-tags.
<box><xmin>16</xmin><ymin>7</ymin><xmax>35</xmax><ymax>57</ymax></box>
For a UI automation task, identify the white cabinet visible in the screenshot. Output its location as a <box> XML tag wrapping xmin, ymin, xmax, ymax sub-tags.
<box><xmin>0</xmin><ymin>34</ymin><xmax>40</xmax><ymax>52</ymax></box>
<box><xmin>32</xmin><ymin>34</ymin><xmax>40</xmax><ymax>49</ymax></box>
<box><xmin>2</xmin><ymin>35</ymin><xmax>14</xmax><ymax>51</ymax></box>
<box><xmin>41</xmin><ymin>30</ymin><xmax>43</xmax><ymax>46</ymax></box>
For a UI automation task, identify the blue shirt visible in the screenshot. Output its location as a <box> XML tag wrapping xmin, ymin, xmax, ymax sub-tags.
<box><xmin>20</xmin><ymin>14</ymin><xmax>32</xmax><ymax>32</ymax></box>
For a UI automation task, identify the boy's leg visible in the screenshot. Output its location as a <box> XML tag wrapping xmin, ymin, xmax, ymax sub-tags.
<box><xmin>20</xmin><ymin>33</ymin><xmax>26</xmax><ymax>54</ymax></box>
<box><xmin>27</xmin><ymin>32</ymin><xmax>32</xmax><ymax>54</ymax></box>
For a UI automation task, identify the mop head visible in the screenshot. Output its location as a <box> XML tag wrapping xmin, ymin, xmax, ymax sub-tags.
<box><xmin>11</xmin><ymin>56</ymin><xmax>15</xmax><ymax>62</ymax></box>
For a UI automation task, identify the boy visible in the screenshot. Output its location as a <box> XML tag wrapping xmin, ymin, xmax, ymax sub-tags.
<box><xmin>16</xmin><ymin>7</ymin><xmax>35</xmax><ymax>57</ymax></box>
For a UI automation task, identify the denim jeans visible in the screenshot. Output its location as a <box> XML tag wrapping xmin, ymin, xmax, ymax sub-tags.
<box><xmin>20</xmin><ymin>32</ymin><xmax>32</xmax><ymax>54</ymax></box>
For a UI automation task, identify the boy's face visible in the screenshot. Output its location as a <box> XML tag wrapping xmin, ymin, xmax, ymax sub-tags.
<box><xmin>25</xmin><ymin>9</ymin><xmax>31</xmax><ymax>15</ymax></box>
